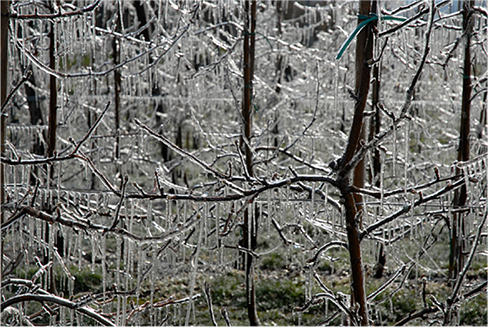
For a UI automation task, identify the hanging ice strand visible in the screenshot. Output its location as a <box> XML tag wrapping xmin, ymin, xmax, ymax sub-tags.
<box><xmin>185</xmin><ymin>213</ymin><xmax>204</xmax><ymax>326</ymax></box>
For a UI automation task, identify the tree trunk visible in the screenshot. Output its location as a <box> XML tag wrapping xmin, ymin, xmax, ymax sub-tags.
<box><xmin>113</xmin><ymin>2</ymin><xmax>122</xmax><ymax>188</ymax></box>
<box><xmin>370</xmin><ymin>64</ymin><xmax>381</xmax><ymax>187</ymax></box>
<box><xmin>450</xmin><ymin>0</ymin><xmax>473</xmax><ymax>280</ymax></box>
<box><xmin>1</xmin><ymin>1</ymin><xmax>10</xmax><ymax>278</ymax></box>
<box><xmin>25</xmin><ymin>68</ymin><xmax>47</xmax><ymax>184</ymax></box>
<box><xmin>272</xmin><ymin>0</ymin><xmax>283</xmax><ymax>147</ymax></box>
<box><xmin>44</xmin><ymin>6</ymin><xmax>58</xmax><ymax>293</ymax></box>
<box><xmin>240</xmin><ymin>1</ymin><xmax>259</xmax><ymax>325</ymax></box>
<box><xmin>337</xmin><ymin>1</ymin><xmax>375</xmax><ymax>324</ymax></box>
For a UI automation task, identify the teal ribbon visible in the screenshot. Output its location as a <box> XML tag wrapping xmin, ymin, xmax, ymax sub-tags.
<box><xmin>336</xmin><ymin>14</ymin><xmax>407</xmax><ymax>60</ymax></box>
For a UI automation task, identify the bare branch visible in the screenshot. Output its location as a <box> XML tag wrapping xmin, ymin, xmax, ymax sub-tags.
<box><xmin>72</xmin><ymin>102</ymin><xmax>111</xmax><ymax>154</ymax></box>
<box><xmin>8</xmin><ymin>0</ymin><xmax>101</xmax><ymax>20</ymax></box>
<box><xmin>221</xmin><ymin>307</ymin><xmax>232</xmax><ymax>326</ymax></box>
<box><xmin>341</xmin><ymin>0</ymin><xmax>438</xmax><ymax>177</ymax></box>
<box><xmin>1</xmin><ymin>71</ymin><xmax>32</xmax><ymax>114</ymax></box>
<box><xmin>445</xmin><ymin>210</ymin><xmax>488</xmax><ymax>322</ymax></box>
<box><xmin>1</xmin><ymin>293</ymin><xmax>116</xmax><ymax>326</ymax></box>
<box><xmin>135</xmin><ymin>118</ymin><xmax>228</xmax><ymax>179</ymax></box>
<box><xmin>107</xmin><ymin>174</ymin><xmax>129</xmax><ymax>231</ymax></box>
<box><xmin>307</xmin><ymin>241</ymin><xmax>348</xmax><ymax>266</ymax></box>
<box><xmin>203</xmin><ymin>282</ymin><xmax>218</xmax><ymax>327</ymax></box>
<box><xmin>361</xmin><ymin>178</ymin><xmax>465</xmax><ymax>240</ymax></box>
<box><xmin>367</xmin><ymin>264</ymin><xmax>407</xmax><ymax>300</ymax></box>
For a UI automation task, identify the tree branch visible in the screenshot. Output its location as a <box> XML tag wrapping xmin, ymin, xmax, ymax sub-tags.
<box><xmin>7</xmin><ymin>0</ymin><xmax>101</xmax><ymax>19</ymax></box>
<box><xmin>1</xmin><ymin>293</ymin><xmax>115</xmax><ymax>326</ymax></box>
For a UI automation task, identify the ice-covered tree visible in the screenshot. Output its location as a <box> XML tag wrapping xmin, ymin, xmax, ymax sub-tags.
<box><xmin>1</xmin><ymin>0</ymin><xmax>487</xmax><ymax>326</ymax></box>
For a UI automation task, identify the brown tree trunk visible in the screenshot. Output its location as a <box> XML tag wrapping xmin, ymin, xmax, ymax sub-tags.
<box><xmin>450</xmin><ymin>0</ymin><xmax>473</xmax><ymax>280</ymax></box>
<box><xmin>1</xmin><ymin>1</ymin><xmax>10</xmax><ymax>276</ymax></box>
<box><xmin>370</xmin><ymin>64</ymin><xmax>381</xmax><ymax>187</ymax></box>
<box><xmin>272</xmin><ymin>0</ymin><xmax>283</xmax><ymax>147</ymax></box>
<box><xmin>25</xmin><ymin>68</ymin><xmax>47</xmax><ymax>185</ymax></box>
<box><xmin>47</xmin><ymin>25</ymin><xmax>57</xmax><ymax>160</ymax></box>
<box><xmin>337</xmin><ymin>1</ymin><xmax>376</xmax><ymax>324</ymax></box>
<box><xmin>240</xmin><ymin>1</ymin><xmax>259</xmax><ymax>325</ymax></box>
<box><xmin>112</xmin><ymin>2</ymin><xmax>122</xmax><ymax>188</ymax></box>
<box><xmin>44</xmin><ymin>5</ymin><xmax>58</xmax><ymax>293</ymax></box>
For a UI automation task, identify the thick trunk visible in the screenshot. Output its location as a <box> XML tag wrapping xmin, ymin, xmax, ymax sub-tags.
<box><xmin>273</xmin><ymin>0</ymin><xmax>283</xmax><ymax>147</ymax></box>
<box><xmin>47</xmin><ymin>22</ymin><xmax>57</xmax><ymax>160</ymax></box>
<box><xmin>133</xmin><ymin>1</ymin><xmax>172</xmax><ymax>164</ymax></box>
<box><xmin>1</xmin><ymin>1</ymin><xmax>10</xmax><ymax>276</ymax></box>
<box><xmin>44</xmin><ymin>9</ymin><xmax>58</xmax><ymax>293</ymax></box>
<box><xmin>25</xmin><ymin>69</ymin><xmax>46</xmax><ymax>184</ymax></box>
<box><xmin>370</xmin><ymin>65</ymin><xmax>381</xmax><ymax>187</ymax></box>
<box><xmin>337</xmin><ymin>1</ymin><xmax>375</xmax><ymax>324</ymax></box>
<box><xmin>241</xmin><ymin>1</ymin><xmax>259</xmax><ymax>325</ymax></box>
<box><xmin>450</xmin><ymin>0</ymin><xmax>473</xmax><ymax>280</ymax></box>
<box><xmin>113</xmin><ymin>4</ymin><xmax>122</xmax><ymax>188</ymax></box>
<box><xmin>342</xmin><ymin>187</ymin><xmax>368</xmax><ymax>324</ymax></box>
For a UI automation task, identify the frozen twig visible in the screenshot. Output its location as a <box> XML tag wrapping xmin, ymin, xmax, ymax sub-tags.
<box><xmin>295</xmin><ymin>291</ymin><xmax>355</xmax><ymax>324</ymax></box>
<box><xmin>379</xmin><ymin>6</ymin><xmax>429</xmax><ymax>37</ymax></box>
<box><xmin>224</xmin><ymin>244</ymin><xmax>260</xmax><ymax>258</ymax></box>
<box><xmin>350</xmin><ymin>174</ymin><xmax>463</xmax><ymax>199</ymax></box>
<box><xmin>283</xmin><ymin>64</ymin><xmax>319</xmax><ymax>152</ymax></box>
<box><xmin>71</xmin><ymin>102</ymin><xmax>111</xmax><ymax>155</ymax></box>
<box><xmin>8</xmin><ymin>0</ymin><xmax>101</xmax><ymax>19</ymax></box>
<box><xmin>367</xmin><ymin>264</ymin><xmax>406</xmax><ymax>300</ymax></box>
<box><xmin>361</xmin><ymin>178</ymin><xmax>465</xmax><ymax>240</ymax></box>
<box><xmin>382</xmin><ymin>0</ymin><xmax>423</xmax><ymax>16</ymax></box>
<box><xmin>135</xmin><ymin>118</ymin><xmax>228</xmax><ymax>179</ymax></box>
<box><xmin>1</xmin><ymin>293</ymin><xmax>116</xmax><ymax>326</ymax></box>
<box><xmin>307</xmin><ymin>241</ymin><xmax>348</xmax><ymax>265</ymax></box>
<box><xmin>444</xmin><ymin>210</ymin><xmax>488</xmax><ymax>324</ymax></box>
<box><xmin>1</xmin><ymin>71</ymin><xmax>32</xmax><ymax>114</ymax></box>
<box><xmin>13</xmin><ymin>5</ymin><xmax>196</xmax><ymax>79</ymax></box>
<box><xmin>271</xmin><ymin>218</ymin><xmax>292</xmax><ymax>246</ymax></box>
<box><xmin>341</xmin><ymin>0</ymin><xmax>437</xmax><ymax>177</ymax></box>
<box><xmin>395</xmin><ymin>306</ymin><xmax>439</xmax><ymax>326</ymax></box>
<box><xmin>31</xmin><ymin>258</ymin><xmax>52</xmax><ymax>284</ymax></box>
<box><xmin>235</xmin><ymin>140</ymin><xmax>252</xmax><ymax>180</ymax></box>
<box><xmin>406</xmin><ymin>0</ymin><xmax>437</xmax><ymax>104</ymax></box>
<box><xmin>203</xmin><ymin>282</ymin><xmax>218</xmax><ymax>327</ymax></box>
<box><xmin>107</xmin><ymin>175</ymin><xmax>129</xmax><ymax>231</ymax></box>
<box><xmin>220</xmin><ymin>307</ymin><xmax>232</xmax><ymax>326</ymax></box>
<box><xmin>255</xmin><ymin>146</ymin><xmax>330</xmax><ymax>174</ymax></box>
<box><xmin>2</xmin><ymin>205</ymin><xmax>201</xmax><ymax>243</ymax></box>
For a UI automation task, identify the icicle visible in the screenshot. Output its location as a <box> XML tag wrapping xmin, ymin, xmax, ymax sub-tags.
<box><xmin>115</xmin><ymin>236</ymin><xmax>122</xmax><ymax>325</ymax></box>
<box><xmin>11</xmin><ymin>165</ymin><xmax>17</xmax><ymax>203</ymax></box>
<box><xmin>49</xmin><ymin>223</ymin><xmax>56</xmax><ymax>291</ymax></box>
<box><xmin>265</xmin><ymin>189</ymin><xmax>270</xmax><ymax>233</ymax></box>
<box><xmin>46</xmin><ymin>165</ymin><xmax>51</xmax><ymax>203</ymax></box>
<box><xmin>185</xmin><ymin>214</ymin><xmax>204</xmax><ymax>326</ymax></box>
<box><xmin>166</xmin><ymin>197</ymin><xmax>171</xmax><ymax>231</ymax></box>
<box><xmin>128</xmin><ymin>200</ymin><xmax>135</xmax><ymax>289</ymax></box>
<box><xmin>91</xmin><ymin>233</ymin><xmax>96</xmax><ymax>273</ymax></box>
<box><xmin>392</xmin><ymin>124</ymin><xmax>397</xmax><ymax>177</ymax></box>
<box><xmin>150</xmin><ymin>243</ymin><xmax>156</xmax><ymax>325</ymax></box>
<box><xmin>136</xmin><ymin>243</ymin><xmax>143</xmax><ymax>297</ymax></box>
<box><xmin>305</xmin><ymin>266</ymin><xmax>312</xmax><ymax>302</ymax></box>
<box><xmin>310</xmin><ymin>182</ymin><xmax>315</xmax><ymax>219</ymax></box>
<box><xmin>81</xmin><ymin>14</ymin><xmax>86</xmax><ymax>54</ymax></box>
<box><xmin>98</xmin><ymin>193</ymin><xmax>104</xmax><ymax>213</ymax></box>
<box><xmin>404</xmin><ymin>122</ymin><xmax>410</xmax><ymax>194</ymax></box>
<box><xmin>101</xmin><ymin>234</ymin><xmax>107</xmax><ymax>313</ymax></box>
<box><xmin>75</xmin><ymin>230</ymin><xmax>81</xmax><ymax>269</ymax></box>
<box><xmin>57</xmin><ymin>163</ymin><xmax>61</xmax><ymax>204</ymax></box>
<box><xmin>29</xmin><ymin>213</ymin><xmax>35</xmax><ymax>249</ymax></box>
<box><xmin>204</xmin><ymin>203</ymin><xmax>208</xmax><ymax>246</ymax></box>
<box><xmin>122</xmin><ymin>293</ymin><xmax>127</xmax><ymax>326</ymax></box>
